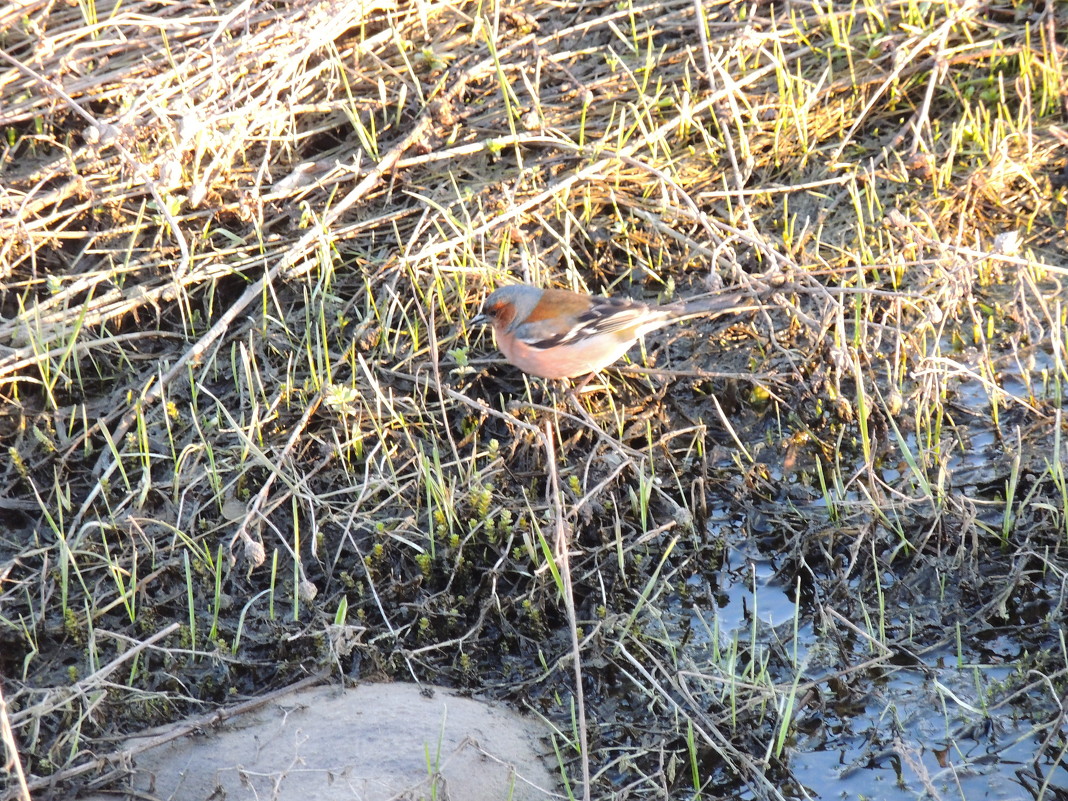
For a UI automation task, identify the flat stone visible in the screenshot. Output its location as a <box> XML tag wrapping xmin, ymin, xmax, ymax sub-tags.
<box><xmin>80</xmin><ymin>683</ymin><xmax>560</xmax><ymax>801</ymax></box>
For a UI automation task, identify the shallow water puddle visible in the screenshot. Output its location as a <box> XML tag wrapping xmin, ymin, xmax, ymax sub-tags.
<box><xmin>663</xmin><ymin>518</ymin><xmax>1068</xmax><ymax>800</ymax></box>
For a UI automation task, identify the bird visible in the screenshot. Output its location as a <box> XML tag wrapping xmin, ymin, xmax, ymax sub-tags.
<box><xmin>472</xmin><ymin>282</ymin><xmax>754</xmax><ymax>380</ymax></box>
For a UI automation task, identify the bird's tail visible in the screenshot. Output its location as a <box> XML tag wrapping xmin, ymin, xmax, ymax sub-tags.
<box><xmin>663</xmin><ymin>290</ymin><xmax>763</xmax><ymax>324</ymax></box>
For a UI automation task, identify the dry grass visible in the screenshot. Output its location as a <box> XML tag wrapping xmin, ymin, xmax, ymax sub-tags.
<box><xmin>2</xmin><ymin>0</ymin><xmax>1067</xmax><ymax>799</ymax></box>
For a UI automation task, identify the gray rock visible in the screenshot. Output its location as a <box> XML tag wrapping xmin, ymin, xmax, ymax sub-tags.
<box><xmin>79</xmin><ymin>683</ymin><xmax>560</xmax><ymax>801</ymax></box>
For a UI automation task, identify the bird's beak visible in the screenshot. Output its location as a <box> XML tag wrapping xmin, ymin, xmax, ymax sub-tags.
<box><xmin>471</xmin><ymin>311</ymin><xmax>489</xmax><ymax>327</ymax></box>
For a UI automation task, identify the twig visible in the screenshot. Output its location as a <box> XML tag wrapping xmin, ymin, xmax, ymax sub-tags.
<box><xmin>11</xmin><ymin>623</ymin><xmax>182</xmax><ymax>725</ymax></box>
<box><xmin>543</xmin><ymin>420</ymin><xmax>591</xmax><ymax>801</ymax></box>
<box><xmin>0</xmin><ymin>682</ymin><xmax>30</xmax><ymax>801</ymax></box>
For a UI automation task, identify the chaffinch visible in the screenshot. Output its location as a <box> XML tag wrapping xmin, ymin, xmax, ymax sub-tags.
<box><xmin>472</xmin><ymin>282</ymin><xmax>752</xmax><ymax>380</ymax></box>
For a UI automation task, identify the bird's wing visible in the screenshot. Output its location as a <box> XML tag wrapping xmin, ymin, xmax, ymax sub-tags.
<box><xmin>517</xmin><ymin>295</ymin><xmax>659</xmax><ymax>350</ymax></box>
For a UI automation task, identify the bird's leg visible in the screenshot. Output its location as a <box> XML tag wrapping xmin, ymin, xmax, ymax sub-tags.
<box><xmin>568</xmin><ymin>371</ymin><xmax>601</xmax><ymax>395</ymax></box>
